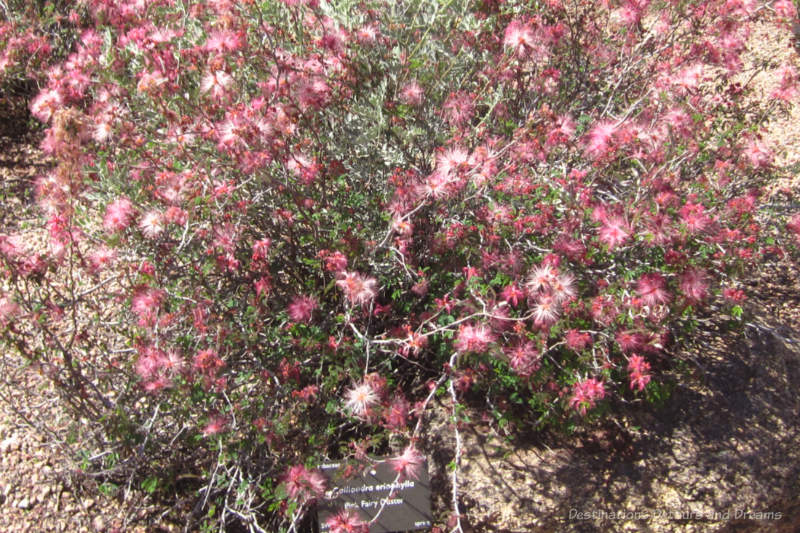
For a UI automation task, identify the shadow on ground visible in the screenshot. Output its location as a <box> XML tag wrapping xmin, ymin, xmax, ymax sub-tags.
<box><xmin>427</xmin><ymin>261</ymin><xmax>800</xmax><ymax>533</ymax></box>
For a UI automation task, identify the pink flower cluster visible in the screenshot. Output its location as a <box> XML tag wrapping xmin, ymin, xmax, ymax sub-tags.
<box><xmin>569</xmin><ymin>378</ymin><xmax>606</xmax><ymax>416</ymax></box>
<box><xmin>627</xmin><ymin>354</ymin><xmax>652</xmax><ymax>392</ymax></box>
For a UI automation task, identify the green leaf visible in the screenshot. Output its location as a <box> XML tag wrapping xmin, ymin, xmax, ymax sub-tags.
<box><xmin>142</xmin><ymin>476</ymin><xmax>159</xmax><ymax>494</ymax></box>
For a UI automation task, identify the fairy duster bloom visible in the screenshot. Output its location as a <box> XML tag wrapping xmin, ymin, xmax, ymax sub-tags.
<box><xmin>103</xmin><ymin>196</ymin><xmax>135</xmax><ymax>233</ymax></box>
<box><xmin>505</xmin><ymin>341</ymin><xmax>540</xmax><ymax>377</ymax></box>
<box><xmin>282</xmin><ymin>465</ymin><xmax>326</xmax><ymax>502</ymax></box>
<box><xmin>139</xmin><ymin>210</ymin><xmax>164</xmax><ymax>239</ymax></box>
<box><xmin>679</xmin><ymin>268</ymin><xmax>709</xmax><ymax>303</ymax></box>
<box><xmin>325</xmin><ymin>510</ymin><xmax>368</xmax><ymax>533</ymax></box>
<box><xmin>532</xmin><ymin>293</ymin><xmax>560</xmax><ymax>326</ymax></box>
<box><xmin>455</xmin><ymin>323</ymin><xmax>495</xmax><ymax>353</ymax></box>
<box><xmin>344</xmin><ymin>380</ymin><xmax>380</xmax><ymax>418</ymax></box>
<box><xmin>200</xmin><ymin>70</ymin><xmax>233</xmax><ymax>99</ymax></box>
<box><xmin>202</xmin><ymin>415</ymin><xmax>228</xmax><ymax>437</ymax></box>
<box><xmin>636</xmin><ymin>273</ymin><xmax>670</xmax><ymax>307</ymax></box>
<box><xmin>398</xmin><ymin>80</ymin><xmax>424</xmax><ymax>106</ymax></box>
<box><xmin>287</xmin><ymin>295</ymin><xmax>317</xmax><ymax>323</ymax></box>
<box><xmin>389</xmin><ymin>446</ymin><xmax>424</xmax><ymax>481</ymax></box>
<box><xmin>503</xmin><ymin>19</ymin><xmax>549</xmax><ymax>62</ymax></box>
<box><xmin>0</xmin><ymin>295</ymin><xmax>21</xmax><ymax>327</ymax></box>
<box><xmin>130</xmin><ymin>286</ymin><xmax>165</xmax><ymax>327</ymax></box>
<box><xmin>569</xmin><ymin>378</ymin><xmax>605</xmax><ymax>416</ymax></box>
<box><xmin>565</xmin><ymin>329</ymin><xmax>591</xmax><ymax>351</ymax></box>
<box><xmin>584</xmin><ymin>120</ymin><xmax>618</xmax><ymax>159</ymax></box>
<box><xmin>526</xmin><ymin>264</ymin><xmax>556</xmax><ymax>293</ymax></box>
<box><xmin>627</xmin><ymin>354</ymin><xmax>652</xmax><ymax>392</ymax></box>
<box><xmin>598</xmin><ymin>216</ymin><xmax>631</xmax><ymax>250</ymax></box>
<box><xmin>336</xmin><ymin>271</ymin><xmax>378</xmax><ymax>306</ymax></box>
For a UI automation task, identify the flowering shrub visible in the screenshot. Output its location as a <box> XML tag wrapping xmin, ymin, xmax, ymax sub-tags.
<box><xmin>2</xmin><ymin>0</ymin><xmax>799</xmax><ymax>530</ymax></box>
<box><xmin>0</xmin><ymin>1</ymin><xmax>82</xmax><ymax>92</ymax></box>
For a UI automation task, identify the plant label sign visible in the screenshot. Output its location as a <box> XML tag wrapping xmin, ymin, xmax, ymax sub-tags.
<box><xmin>316</xmin><ymin>457</ymin><xmax>433</xmax><ymax>532</ymax></box>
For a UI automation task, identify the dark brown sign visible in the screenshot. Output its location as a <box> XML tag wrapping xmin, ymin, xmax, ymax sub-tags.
<box><xmin>316</xmin><ymin>457</ymin><xmax>432</xmax><ymax>532</ymax></box>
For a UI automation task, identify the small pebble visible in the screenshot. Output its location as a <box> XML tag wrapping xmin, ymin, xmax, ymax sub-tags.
<box><xmin>0</xmin><ymin>437</ymin><xmax>20</xmax><ymax>454</ymax></box>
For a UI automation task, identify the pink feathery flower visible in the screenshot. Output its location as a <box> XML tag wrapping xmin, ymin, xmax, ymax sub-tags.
<box><xmin>500</xmin><ymin>283</ymin><xmax>525</xmax><ymax>307</ymax></box>
<box><xmin>505</xmin><ymin>341</ymin><xmax>540</xmax><ymax>377</ymax></box>
<box><xmin>252</xmin><ymin>238</ymin><xmax>271</xmax><ymax>261</ymax></box>
<box><xmin>442</xmin><ymin>91</ymin><xmax>474</xmax><ymax>127</ymax></box>
<box><xmin>355</xmin><ymin>23</ymin><xmax>379</xmax><ymax>45</ymax></box>
<box><xmin>503</xmin><ymin>20</ymin><xmax>536</xmax><ymax>56</ymax></box>
<box><xmin>398</xmin><ymin>80</ymin><xmax>424</xmax><ymax>106</ymax></box>
<box><xmin>774</xmin><ymin>0</ymin><xmax>797</xmax><ymax>18</ymax></box>
<box><xmin>678</xmin><ymin>202</ymin><xmax>710</xmax><ymax>234</ymax></box>
<box><xmin>742</xmin><ymin>139</ymin><xmax>772</xmax><ymax>169</ymax></box>
<box><xmin>550</xmin><ymin>272</ymin><xmax>576</xmax><ymax>303</ymax></box>
<box><xmin>103</xmin><ymin>196</ymin><xmax>135</xmax><ymax>233</ymax></box>
<box><xmin>193</xmin><ymin>348</ymin><xmax>224</xmax><ymax>377</ymax></box>
<box><xmin>584</xmin><ymin>120</ymin><xmax>618</xmax><ymax>159</ymax></box>
<box><xmin>420</xmin><ymin>171</ymin><xmax>453</xmax><ymax>199</ymax></box>
<box><xmin>136</xmin><ymin>69</ymin><xmax>167</xmax><ymax>94</ymax></box>
<box><xmin>161</xmin><ymin>350</ymin><xmax>185</xmax><ymax>376</ymax></box>
<box><xmin>287</xmin><ymin>295</ymin><xmax>317</xmax><ymax>323</ymax></box>
<box><xmin>320</xmin><ymin>250</ymin><xmax>348</xmax><ymax>272</ymax></box>
<box><xmin>546</xmin><ymin>114</ymin><xmax>577</xmax><ymax>147</ymax></box>
<box><xmin>565</xmin><ymin>329</ymin><xmax>591</xmax><ymax>351</ymax></box>
<box><xmin>722</xmin><ymin>287</ymin><xmax>746</xmax><ymax>302</ymax></box>
<box><xmin>383</xmin><ymin>395</ymin><xmax>410</xmax><ymax>430</ymax></box>
<box><xmin>135</xmin><ymin>347</ymin><xmax>163</xmax><ymax>380</ymax></box>
<box><xmin>680</xmin><ymin>268</ymin><xmax>709</xmax><ymax>303</ymax></box>
<box><xmin>569</xmin><ymin>377</ymin><xmax>605</xmax><ymax>415</ymax></box>
<box><xmin>389</xmin><ymin>446</ymin><xmax>425</xmax><ymax>481</ymax></box>
<box><xmin>616</xmin><ymin>330</ymin><xmax>643</xmax><ymax>353</ymax></box>
<box><xmin>200</xmin><ymin>70</ymin><xmax>233</xmax><ymax>99</ymax></box>
<box><xmin>0</xmin><ymin>295</ymin><xmax>21</xmax><ymax>327</ymax></box>
<box><xmin>142</xmin><ymin>376</ymin><xmax>171</xmax><ymax>393</ymax></box>
<box><xmin>455</xmin><ymin>323</ymin><xmax>495</xmax><ymax>353</ymax></box>
<box><xmin>325</xmin><ymin>510</ymin><xmax>368</xmax><ymax>533</ymax></box>
<box><xmin>0</xmin><ymin>233</ymin><xmax>24</xmax><ymax>259</ymax></box>
<box><xmin>94</xmin><ymin>122</ymin><xmax>114</xmax><ymax>145</ymax></box>
<box><xmin>532</xmin><ymin>293</ymin><xmax>560</xmax><ymax>326</ymax></box>
<box><xmin>637</xmin><ymin>273</ymin><xmax>670</xmax><ymax>307</ymax></box>
<box><xmin>787</xmin><ymin>213</ymin><xmax>800</xmax><ymax>241</ymax></box>
<box><xmin>204</xmin><ymin>30</ymin><xmax>244</xmax><ymax>53</ymax></box>
<box><xmin>88</xmin><ymin>246</ymin><xmax>117</xmax><ymax>273</ymax></box>
<box><xmin>202</xmin><ymin>415</ymin><xmax>228</xmax><ymax>437</ymax></box>
<box><xmin>436</xmin><ymin>146</ymin><xmax>470</xmax><ymax>176</ymax></box>
<box><xmin>336</xmin><ymin>271</ymin><xmax>378</xmax><ymax>306</ymax></box>
<box><xmin>29</xmin><ymin>88</ymin><xmax>62</xmax><ymax>123</ymax></box>
<box><xmin>131</xmin><ymin>286</ymin><xmax>165</xmax><ymax>327</ymax></box>
<box><xmin>673</xmin><ymin>63</ymin><xmax>704</xmax><ymax>91</ymax></box>
<box><xmin>282</xmin><ymin>465</ymin><xmax>326</xmax><ymax>502</ymax></box>
<box><xmin>344</xmin><ymin>380</ymin><xmax>380</xmax><ymax>418</ymax></box>
<box><xmin>598</xmin><ymin>216</ymin><xmax>630</xmax><ymax>249</ymax></box>
<box><xmin>526</xmin><ymin>264</ymin><xmax>556</xmax><ymax>293</ymax></box>
<box><xmin>503</xmin><ymin>19</ymin><xmax>549</xmax><ymax>62</ymax></box>
<box><xmin>139</xmin><ymin>210</ymin><xmax>164</xmax><ymax>239</ymax></box>
<box><xmin>770</xmin><ymin>63</ymin><xmax>798</xmax><ymax>102</ymax></box>
<box><xmin>287</xmin><ymin>152</ymin><xmax>319</xmax><ymax>184</ymax></box>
